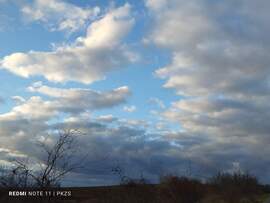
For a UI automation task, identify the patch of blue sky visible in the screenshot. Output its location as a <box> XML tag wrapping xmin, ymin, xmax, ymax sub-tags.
<box><xmin>0</xmin><ymin>6</ymin><xmax>65</xmax><ymax>56</ymax></box>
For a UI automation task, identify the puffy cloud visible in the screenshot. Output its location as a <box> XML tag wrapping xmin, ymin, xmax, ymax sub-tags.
<box><xmin>21</xmin><ymin>0</ymin><xmax>100</xmax><ymax>33</ymax></box>
<box><xmin>0</xmin><ymin>83</ymin><xmax>130</xmax><ymax>125</ymax></box>
<box><xmin>0</xmin><ymin>81</ymin><xmax>131</xmax><ymax>176</ymax></box>
<box><xmin>0</xmin><ymin>4</ymin><xmax>135</xmax><ymax>83</ymax></box>
<box><xmin>28</xmin><ymin>84</ymin><xmax>130</xmax><ymax>114</ymax></box>
<box><xmin>148</xmin><ymin>0</ymin><xmax>270</xmax><ymax>97</ymax></box>
<box><xmin>12</xmin><ymin>96</ymin><xmax>26</xmax><ymax>104</ymax></box>
<box><xmin>146</xmin><ymin>0</ymin><xmax>270</xmax><ymax>178</ymax></box>
<box><xmin>0</xmin><ymin>96</ymin><xmax>56</xmax><ymax>121</ymax></box>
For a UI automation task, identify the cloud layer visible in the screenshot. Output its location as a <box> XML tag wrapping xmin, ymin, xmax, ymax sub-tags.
<box><xmin>146</xmin><ymin>0</ymin><xmax>270</xmax><ymax>179</ymax></box>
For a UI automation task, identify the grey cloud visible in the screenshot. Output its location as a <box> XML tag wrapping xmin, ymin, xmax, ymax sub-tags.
<box><xmin>28</xmin><ymin>84</ymin><xmax>131</xmax><ymax>114</ymax></box>
<box><xmin>0</xmin><ymin>105</ymin><xmax>198</xmax><ymax>186</ymax></box>
<box><xmin>146</xmin><ymin>0</ymin><xmax>270</xmax><ymax>181</ymax></box>
<box><xmin>1</xmin><ymin>106</ymin><xmax>270</xmax><ymax>186</ymax></box>
<box><xmin>148</xmin><ymin>0</ymin><xmax>270</xmax><ymax>97</ymax></box>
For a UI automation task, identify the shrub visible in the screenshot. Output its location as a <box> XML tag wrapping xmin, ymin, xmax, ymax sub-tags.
<box><xmin>208</xmin><ymin>172</ymin><xmax>261</xmax><ymax>203</ymax></box>
<box><xmin>158</xmin><ymin>175</ymin><xmax>205</xmax><ymax>203</ymax></box>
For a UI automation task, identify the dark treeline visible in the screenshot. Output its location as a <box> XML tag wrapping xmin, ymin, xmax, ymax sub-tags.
<box><xmin>0</xmin><ymin>171</ymin><xmax>269</xmax><ymax>203</ymax></box>
<box><xmin>97</xmin><ymin>172</ymin><xmax>269</xmax><ymax>203</ymax></box>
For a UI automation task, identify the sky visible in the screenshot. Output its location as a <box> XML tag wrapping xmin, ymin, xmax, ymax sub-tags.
<box><xmin>0</xmin><ymin>0</ymin><xmax>270</xmax><ymax>186</ymax></box>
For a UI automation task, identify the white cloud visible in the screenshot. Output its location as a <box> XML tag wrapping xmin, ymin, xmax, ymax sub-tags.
<box><xmin>21</xmin><ymin>0</ymin><xmax>100</xmax><ymax>33</ymax></box>
<box><xmin>1</xmin><ymin>4</ymin><xmax>135</xmax><ymax>84</ymax></box>
<box><xmin>148</xmin><ymin>0</ymin><xmax>270</xmax><ymax>97</ymax></box>
<box><xmin>146</xmin><ymin>0</ymin><xmax>270</xmax><ymax>175</ymax></box>
<box><xmin>0</xmin><ymin>96</ymin><xmax>56</xmax><ymax>121</ymax></box>
<box><xmin>0</xmin><ymin>84</ymin><xmax>130</xmax><ymax>123</ymax></box>
<box><xmin>28</xmin><ymin>84</ymin><xmax>131</xmax><ymax>114</ymax></box>
<box><xmin>12</xmin><ymin>96</ymin><xmax>26</xmax><ymax>104</ymax></box>
<box><xmin>147</xmin><ymin>0</ymin><xmax>270</xmax><ymax>134</ymax></box>
<box><xmin>123</xmin><ymin>105</ymin><xmax>136</xmax><ymax>113</ymax></box>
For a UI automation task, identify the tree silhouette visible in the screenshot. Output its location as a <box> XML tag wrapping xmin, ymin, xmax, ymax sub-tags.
<box><xmin>0</xmin><ymin>129</ymin><xmax>82</xmax><ymax>188</ymax></box>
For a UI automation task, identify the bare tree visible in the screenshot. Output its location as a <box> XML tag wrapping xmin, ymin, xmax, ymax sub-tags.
<box><xmin>0</xmin><ymin>129</ymin><xmax>82</xmax><ymax>188</ymax></box>
<box><xmin>0</xmin><ymin>165</ymin><xmax>31</xmax><ymax>188</ymax></box>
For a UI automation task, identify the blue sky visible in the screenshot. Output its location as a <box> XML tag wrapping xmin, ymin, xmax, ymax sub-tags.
<box><xmin>0</xmin><ymin>0</ymin><xmax>270</xmax><ymax>186</ymax></box>
<box><xmin>0</xmin><ymin>0</ymin><xmax>176</xmax><ymax>123</ymax></box>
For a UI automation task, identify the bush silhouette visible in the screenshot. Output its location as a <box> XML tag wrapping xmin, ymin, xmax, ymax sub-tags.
<box><xmin>159</xmin><ymin>175</ymin><xmax>205</xmax><ymax>203</ymax></box>
<box><xmin>207</xmin><ymin>172</ymin><xmax>261</xmax><ymax>203</ymax></box>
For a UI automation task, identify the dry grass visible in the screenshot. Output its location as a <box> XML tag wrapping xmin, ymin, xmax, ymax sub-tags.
<box><xmin>0</xmin><ymin>172</ymin><xmax>268</xmax><ymax>203</ymax></box>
